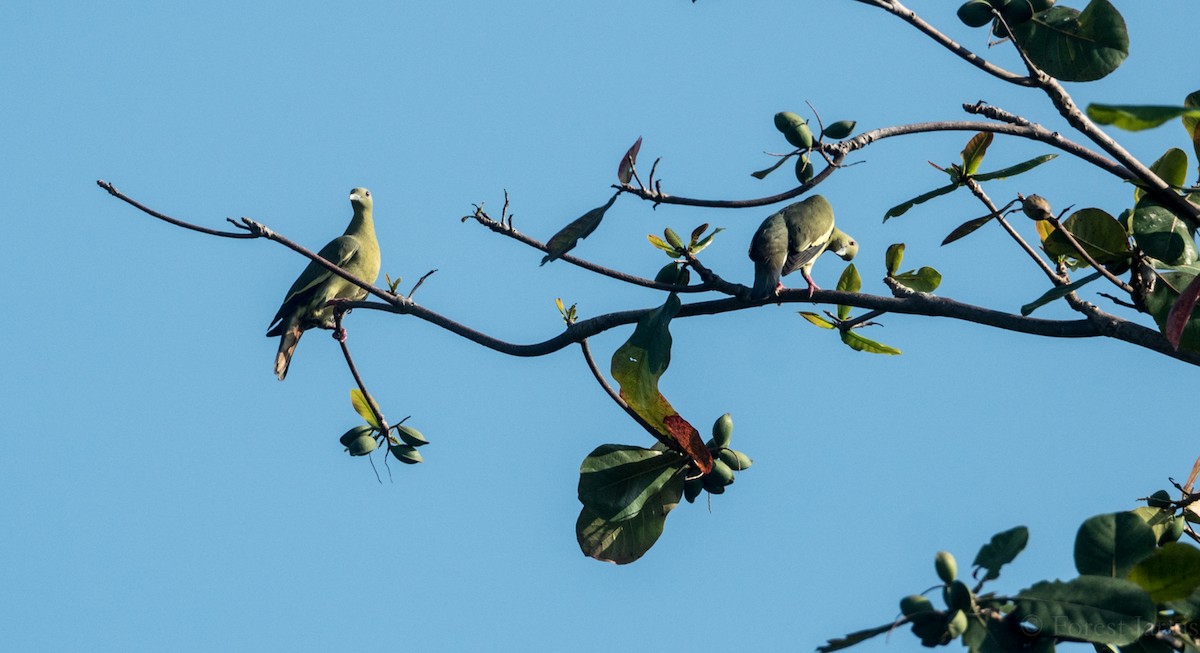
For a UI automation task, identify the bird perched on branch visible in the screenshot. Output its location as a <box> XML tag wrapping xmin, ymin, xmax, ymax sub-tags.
<box><xmin>267</xmin><ymin>188</ymin><xmax>381</xmax><ymax>380</ymax></box>
<box><xmin>748</xmin><ymin>195</ymin><xmax>857</xmax><ymax>300</ymax></box>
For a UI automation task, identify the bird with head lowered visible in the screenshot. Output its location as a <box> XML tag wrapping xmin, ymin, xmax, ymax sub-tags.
<box><xmin>747</xmin><ymin>195</ymin><xmax>857</xmax><ymax>301</ymax></box>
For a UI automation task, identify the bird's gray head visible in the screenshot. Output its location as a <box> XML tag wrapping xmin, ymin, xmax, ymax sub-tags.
<box><xmin>349</xmin><ymin>187</ymin><xmax>373</xmax><ymax>213</ymax></box>
<box><xmin>829</xmin><ymin>228</ymin><xmax>858</xmax><ymax>261</ymax></box>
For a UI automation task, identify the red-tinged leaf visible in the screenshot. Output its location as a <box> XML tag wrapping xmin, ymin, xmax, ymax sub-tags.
<box><xmin>961</xmin><ymin>132</ymin><xmax>993</xmax><ymax>176</ymax></box>
<box><xmin>663</xmin><ymin>414</ymin><xmax>713</xmax><ymax>474</ymax></box>
<box><xmin>618</xmin><ymin>136</ymin><xmax>643</xmax><ymax>184</ymax></box>
<box><xmin>1165</xmin><ymin>273</ymin><xmax>1200</xmax><ymax>349</ymax></box>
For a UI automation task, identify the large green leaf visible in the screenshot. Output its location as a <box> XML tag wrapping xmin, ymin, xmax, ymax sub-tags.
<box><xmin>1087</xmin><ymin>105</ymin><xmax>1200</xmax><ymax>132</ymax></box>
<box><xmin>839</xmin><ymin>330</ymin><xmax>901</xmax><ymax>356</ymax></box>
<box><xmin>1074</xmin><ymin>512</ymin><xmax>1157</xmax><ymax>578</ymax></box>
<box><xmin>577</xmin><ymin>444</ymin><xmax>686</xmax><ymax>522</ymax></box>
<box><xmin>942</xmin><ymin>214</ymin><xmax>995</xmax><ymax>246</ymax></box>
<box><xmin>1135</xmin><ymin>148</ymin><xmax>1190</xmax><ymax>203</ymax></box>
<box><xmin>576</xmin><ymin>472</ymin><xmax>683</xmax><ymax>565</ymax></box>
<box><xmin>1131</xmin><ymin>200</ymin><xmax>1199</xmax><ymax>266</ymax></box>
<box><xmin>541</xmin><ymin>192</ymin><xmax>619</xmax><ymax>265</ymax></box>
<box><xmin>1043</xmin><ymin>208</ymin><xmax>1131</xmax><ymax>266</ymax></box>
<box><xmin>610</xmin><ymin>294</ymin><xmax>713</xmax><ymax>472</ymax></box>
<box><xmin>973</xmin><ymin>526</ymin><xmax>1029</xmax><ymax>582</ymax></box>
<box><xmin>972</xmin><ymin>154</ymin><xmax>1058</xmax><ymax>182</ymax></box>
<box><xmin>1020</xmin><ymin>271</ymin><xmax>1103</xmax><ymax>316</ymax></box>
<box><xmin>1013</xmin><ymin>577</ymin><xmax>1155</xmax><ymax>646</ymax></box>
<box><xmin>1127</xmin><ymin>542</ymin><xmax>1200</xmax><ymax>602</ymax></box>
<box><xmin>350</xmin><ymin>388</ymin><xmax>381</xmax><ymax>430</ymax></box>
<box><xmin>893</xmin><ymin>267</ymin><xmax>942</xmax><ymax>293</ymax></box>
<box><xmin>1010</xmin><ymin>0</ymin><xmax>1129</xmax><ymax>82</ymax></box>
<box><xmin>1145</xmin><ymin>270</ymin><xmax>1200</xmax><ymax>353</ymax></box>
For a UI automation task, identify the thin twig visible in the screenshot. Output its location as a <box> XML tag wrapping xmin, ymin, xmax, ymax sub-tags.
<box><xmin>408</xmin><ymin>269</ymin><xmax>438</xmax><ymax>300</ymax></box>
<box><xmin>97</xmin><ymin>180</ymin><xmax>258</xmax><ymax>238</ymax></box>
<box><xmin>578</xmin><ymin>337</ymin><xmax>674</xmax><ymax>449</ymax></box>
<box><xmin>962</xmin><ymin>179</ymin><xmax>1063</xmax><ymax>283</ymax></box>
<box><xmin>1045</xmin><ymin>216</ymin><xmax>1135</xmax><ymax>294</ymax></box>
<box><xmin>333</xmin><ymin>310</ymin><xmax>389</xmax><ymax>435</ymax></box>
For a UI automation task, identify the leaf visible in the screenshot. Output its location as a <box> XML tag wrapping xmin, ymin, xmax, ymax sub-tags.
<box><xmin>885</xmin><ymin>243</ymin><xmax>905</xmax><ymax>276</ymax></box>
<box><xmin>816</xmin><ymin>622</ymin><xmax>895</xmax><ymax>653</ymax></box>
<box><xmin>973</xmin><ymin>525</ymin><xmax>1029</xmax><ymax>581</ymax></box>
<box><xmin>822</xmin><ymin>120</ymin><xmax>856</xmax><ymax>140</ymax></box>
<box><xmin>1145</xmin><ymin>270</ymin><xmax>1200</xmax><ymax>353</ymax></box>
<box><xmin>350</xmin><ymin>389</ymin><xmax>381</xmax><ymax>430</ymax></box>
<box><xmin>883</xmin><ymin>182</ymin><xmax>959</xmax><ymax>221</ymax></box>
<box><xmin>541</xmin><ymin>192</ymin><xmax>620</xmax><ymax>265</ymax></box>
<box><xmin>798</xmin><ymin>311</ymin><xmax>836</xmax><ymax>329</ymax></box>
<box><xmin>691</xmin><ymin>227</ymin><xmax>723</xmax><ymax>254</ymax></box>
<box><xmin>836</xmin><ymin>263</ymin><xmax>860</xmax><ymax>320</ymax></box>
<box><xmin>1135</xmin><ymin>148</ymin><xmax>1190</xmax><ymax>203</ymax></box>
<box><xmin>1186</xmin><ymin>91</ymin><xmax>1200</xmax><ymax>171</ymax></box>
<box><xmin>1166</xmin><ymin>273</ymin><xmax>1200</xmax><ymax>350</ymax></box>
<box><xmin>617</xmin><ymin>136</ymin><xmax>642</xmax><ymax>184</ymax></box>
<box><xmin>576</xmin><ymin>472</ymin><xmax>683</xmax><ymax>564</ymax></box>
<box><xmin>610</xmin><ymin>294</ymin><xmax>713</xmax><ymax>473</ymax></box>
<box><xmin>972</xmin><ymin>154</ymin><xmax>1058</xmax><ymax>182</ymax></box>
<box><xmin>942</xmin><ymin>214</ymin><xmax>995</xmax><ymax>246</ymax></box>
<box><xmin>1087</xmin><ymin>105</ymin><xmax>1200</xmax><ymax>132</ymax></box>
<box><xmin>893</xmin><ymin>267</ymin><xmax>942</xmax><ymax>293</ymax></box>
<box><xmin>1020</xmin><ymin>271</ymin><xmax>1104</xmax><ymax>316</ymax></box>
<box><xmin>1131</xmin><ymin>200</ymin><xmax>1199</xmax><ymax>266</ymax></box>
<box><xmin>1127</xmin><ymin>542</ymin><xmax>1200</xmax><ymax>602</ymax></box>
<box><xmin>750</xmin><ymin>154</ymin><xmax>793</xmax><ymax>180</ymax></box>
<box><xmin>1043</xmin><ymin>208</ymin><xmax>1132</xmax><ymax>265</ymax></box>
<box><xmin>646</xmin><ymin>233</ymin><xmax>675</xmax><ymax>254</ymax></box>
<box><xmin>1010</xmin><ymin>0</ymin><xmax>1129</xmax><ymax>82</ymax></box>
<box><xmin>839</xmin><ymin>330</ymin><xmax>901</xmax><ymax>355</ymax></box>
<box><xmin>1074</xmin><ymin>512</ymin><xmax>1157</xmax><ymax>578</ymax></box>
<box><xmin>1013</xmin><ymin>577</ymin><xmax>1155</xmax><ymax>646</ymax></box>
<box><xmin>577</xmin><ymin>444</ymin><xmax>686</xmax><ymax>522</ymax></box>
<box><xmin>961</xmin><ymin>132</ymin><xmax>993</xmax><ymax>176</ymax></box>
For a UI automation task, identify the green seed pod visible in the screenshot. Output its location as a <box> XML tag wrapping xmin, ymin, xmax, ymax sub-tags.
<box><xmin>900</xmin><ymin>594</ymin><xmax>935</xmax><ymax>617</ymax></box>
<box><xmin>947</xmin><ymin>610</ymin><xmax>969</xmax><ymax>639</ymax></box>
<box><xmin>1160</xmin><ymin>516</ymin><xmax>1186</xmax><ymax>544</ymax></box>
<box><xmin>702</xmin><ymin>460</ymin><xmax>736</xmax><ymax>492</ymax></box>
<box><xmin>957</xmin><ymin>0</ymin><xmax>995</xmax><ymax>28</ymax></box>
<box><xmin>1000</xmin><ymin>0</ymin><xmax>1034</xmax><ymax>24</ymax></box>
<box><xmin>347</xmin><ymin>433</ymin><xmax>378</xmax><ymax>456</ymax></box>
<box><xmin>655</xmin><ymin>262</ymin><xmax>690</xmax><ymax>286</ymax></box>
<box><xmin>942</xmin><ymin>580</ymin><xmax>973</xmax><ymax>613</ymax></box>
<box><xmin>1029</xmin><ymin>0</ymin><xmax>1054</xmax><ymax>11</ymax></box>
<box><xmin>684</xmin><ymin>476</ymin><xmax>704</xmax><ymax>503</ymax></box>
<box><xmin>1021</xmin><ymin>194</ymin><xmax>1053</xmax><ymax>221</ymax></box>
<box><xmin>774</xmin><ymin>111</ymin><xmax>813</xmax><ymax>149</ymax></box>
<box><xmin>711</xmin><ymin>413</ymin><xmax>733</xmax><ymax>449</ymax></box>
<box><xmin>339</xmin><ymin>425</ymin><xmax>376</xmax><ymax>448</ymax></box>
<box><xmin>395</xmin><ymin>424</ymin><xmax>428</xmax><ymax>447</ymax></box>
<box><xmin>822</xmin><ymin>120</ymin><xmax>856</xmax><ymax>140</ymax></box>
<box><xmin>935</xmin><ymin>551</ymin><xmax>958</xmax><ymax>583</ymax></box>
<box><xmin>991</xmin><ymin>16</ymin><xmax>1010</xmax><ymax>38</ymax></box>
<box><xmin>389</xmin><ymin>444</ymin><xmax>424</xmax><ymax>464</ymax></box>
<box><xmin>794</xmin><ymin>155</ymin><xmax>814</xmax><ymax>184</ymax></box>
<box><xmin>1148</xmin><ymin>490</ymin><xmax>1172</xmax><ymax>509</ymax></box>
<box><xmin>718</xmin><ymin>448</ymin><xmax>753</xmax><ymax>471</ymax></box>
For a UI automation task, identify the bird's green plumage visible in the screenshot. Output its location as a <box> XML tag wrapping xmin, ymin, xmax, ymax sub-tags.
<box><xmin>267</xmin><ymin>188</ymin><xmax>381</xmax><ymax>380</ymax></box>
<box><xmin>748</xmin><ymin>195</ymin><xmax>856</xmax><ymax>299</ymax></box>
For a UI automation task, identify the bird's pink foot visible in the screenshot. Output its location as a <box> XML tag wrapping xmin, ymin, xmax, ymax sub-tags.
<box><xmin>333</xmin><ymin>327</ymin><xmax>347</xmax><ymax>342</ymax></box>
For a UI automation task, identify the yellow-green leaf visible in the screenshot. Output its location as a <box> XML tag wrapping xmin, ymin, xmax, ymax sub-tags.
<box><xmin>839</xmin><ymin>330</ymin><xmax>901</xmax><ymax>355</ymax></box>
<box><xmin>350</xmin><ymin>389</ymin><xmax>381</xmax><ymax>430</ymax></box>
<box><xmin>961</xmin><ymin>132</ymin><xmax>993</xmax><ymax>176</ymax></box>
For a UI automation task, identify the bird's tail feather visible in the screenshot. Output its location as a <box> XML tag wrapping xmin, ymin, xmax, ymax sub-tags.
<box><xmin>751</xmin><ymin>264</ymin><xmax>780</xmax><ymax>300</ymax></box>
<box><xmin>275</xmin><ymin>323</ymin><xmax>302</xmax><ymax>381</ymax></box>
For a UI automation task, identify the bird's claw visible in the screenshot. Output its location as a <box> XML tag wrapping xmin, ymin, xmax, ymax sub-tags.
<box><xmin>333</xmin><ymin>327</ymin><xmax>347</xmax><ymax>342</ymax></box>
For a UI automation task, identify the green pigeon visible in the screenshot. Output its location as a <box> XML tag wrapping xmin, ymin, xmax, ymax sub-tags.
<box><xmin>267</xmin><ymin>187</ymin><xmax>381</xmax><ymax>380</ymax></box>
<box><xmin>748</xmin><ymin>195</ymin><xmax>858</xmax><ymax>300</ymax></box>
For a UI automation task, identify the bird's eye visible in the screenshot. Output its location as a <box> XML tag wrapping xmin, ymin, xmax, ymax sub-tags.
<box><xmin>365</xmin><ymin>191</ymin><xmax>371</xmax><ymax>196</ymax></box>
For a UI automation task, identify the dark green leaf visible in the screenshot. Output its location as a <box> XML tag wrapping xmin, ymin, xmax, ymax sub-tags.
<box><xmin>1074</xmin><ymin>512</ymin><xmax>1157</xmax><ymax>578</ymax></box>
<box><xmin>884</xmin><ymin>183</ymin><xmax>959</xmax><ymax>221</ymax></box>
<box><xmin>973</xmin><ymin>525</ymin><xmax>1029</xmax><ymax>581</ymax></box>
<box><xmin>577</xmin><ymin>444</ymin><xmax>686</xmax><ymax>522</ymax></box>
<box><xmin>798</xmin><ymin>311</ymin><xmax>836</xmax><ymax>329</ymax></box>
<box><xmin>1010</xmin><ymin>0</ymin><xmax>1129</xmax><ymax>82</ymax></box>
<box><xmin>1013</xmin><ymin>577</ymin><xmax>1155</xmax><ymax>646</ymax></box>
<box><xmin>750</xmin><ymin>154</ymin><xmax>793</xmax><ymax>180</ymax></box>
<box><xmin>943</xmin><ymin>214</ymin><xmax>995</xmax><ymax>246</ymax></box>
<box><xmin>690</xmin><ymin>227</ymin><xmax>723</xmax><ymax>254</ymax></box>
<box><xmin>576</xmin><ymin>472</ymin><xmax>683</xmax><ymax>565</ymax></box>
<box><xmin>1135</xmin><ymin>148</ymin><xmax>1190</xmax><ymax>203</ymax></box>
<box><xmin>893</xmin><ymin>267</ymin><xmax>942</xmax><ymax>293</ymax></box>
<box><xmin>1145</xmin><ymin>270</ymin><xmax>1200</xmax><ymax>353</ymax></box>
<box><xmin>973</xmin><ymin>154</ymin><xmax>1058</xmax><ymax>182</ymax></box>
<box><xmin>1127</xmin><ymin>542</ymin><xmax>1200</xmax><ymax>602</ymax></box>
<box><xmin>839</xmin><ymin>330</ymin><xmax>902</xmax><ymax>355</ymax></box>
<box><xmin>885</xmin><ymin>243</ymin><xmax>905</xmax><ymax>276</ymax></box>
<box><xmin>962</xmin><ymin>132</ymin><xmax>994</xmax><ymax>176</ymax></box>
<box><xmin>1043</xmin><ymin>208</ymin><xmax>1132</xmax><ymax>265</ymax></box>
<box><xmin>822</xmin><ymin>120</ymin><xmax>856</xmax><ymax>140</ymax></box>
<box><xmin>816</xmin><ymin>622</ymin><xmax>895</xmax><ymax>653</ymax></box>
<box><xmin>1131</xmin><ymin>200</ymin><xmax>1199</xmax><ymax>266</ymax></box>
<box><xmin>541</xmin><ymin>193</ymin><xmax>620</xmax><ymax>265</ymax></box>
<box><xmin>1020</xmin><ymin>271</ymin><xmax>1103</xmax><ymax>316</ymax></box>
<box><xmin>1087</xmin><ymin>105</ymin><xmax>1200</xmax><ymax>132</ymax></box>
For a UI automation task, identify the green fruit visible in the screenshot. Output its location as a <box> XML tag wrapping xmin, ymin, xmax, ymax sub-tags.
<box><xmin>947</xmin><ymin>610</ymin><xmax>969</xmax><ymax>639</ymax></box>
<box><xmin>999</xmin><ymin>0</ymin><xmax>1034</xmax><ymax>24</ymax></box>
<box><xmin>655</xmin><ymin>262</ymin><xmax>690</xmax><ymax>286</ymax></box>
<box><xmin>702</xmin><ymin>460</ymin><xmax>736</xmax><ymax>492</ymax></box>
<box><xmin>957</xmin><ymin>0</ymin><xmax>995</xmax><ymax>28</ymax></box>
<box><xmin>1021</xmin><ymin>194</ymin><xmax>1053</xmax><ymax>221</ymax></box>
<box><xmin>339</xmin><ymin>424</ymin><xmax>376</xmax><ymax>448</ymax></box>
<box><xmin>774</xmin><ymin>111</ymin><xmax>813</xmax><ymax>149</ymax></box>
<box><xmin>718</xmin><ymin>448</ymin><xmax>753</xmax><ymax>471</ymax></box>
<box><xmin>822</xmin><ymin>120</ymin><xmax>856</xmax><ymax>140</ymax></box>
<box><xmin>900</xmin><ymin>594</ymin><xmax>935</xmax><ymax>617</ymax></box>
<box><xmin>1161</xmin><ymin>516</ymin><xmax>1186</xmax><ymax>545</ymax></box>
<box><xmin>389</xmin><ymin>444</ymin><xmax>423</xmax><ymax>464</ymax></box>
<box><xmin>1029</xmin><ymin>0</ymin><xmax>1054</xmax><ymax>11</ymax></box>
<box><xmin>395</xmin><ymin>424</ymin><xmax>428</xmax><ymax>447</ymax></box>
<box><xmin>684</xmin><ymin>476</ymin><xmax>704</xmax><ymax>503</ymax></box>
<box><xmin>1148</xmin><ymin>490</ymin><xmax>1172</xmax><ymax>508</ymax></box>
<box><xmin>942</xmin><ymin>580</ymin><xmax>973</xmax><ymax>612</ymax></box>
<box><xmin>347</xmin><ymin>433</ymin><xmax>378</xmax><ymax>456</ymax></box>
<box><xmin>711</xmin><ymin>413</ymin><xmax>733</xmax><ymax>449</ymax></box>
<box><xmin>794</xmin><ymin>155</ymin><xmax>814</xmax><ymax>184</ymax></box>
<box><xmin>935</xmin><ymin>551</ymin><xmax>957</xmax><ymax>583</ymax></box>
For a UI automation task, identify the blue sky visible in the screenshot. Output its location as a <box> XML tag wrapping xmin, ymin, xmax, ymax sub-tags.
<box><xmin>3</xmin><ymin>2</ymin><xmax>1198</xmax><ymax>651</ymax></box>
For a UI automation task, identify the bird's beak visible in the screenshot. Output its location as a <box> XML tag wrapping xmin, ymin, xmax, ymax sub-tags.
<box><xmin>349</xmin><ymin>192</ymin><xmax>362</xmax><ymax>202</ymax></box>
